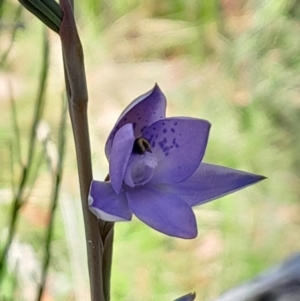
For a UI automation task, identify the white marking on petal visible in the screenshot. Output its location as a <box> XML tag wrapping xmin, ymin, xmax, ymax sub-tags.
<box><xmin>88</xmin><ymin>195</ymin><xmax>94</xmax><ymax>206</ymax></box>
<box><xmin>89</xmin><ymin>206</ymin><xmax>128</xmax><ymax>222</ymax></box>
<box><xmin>124</xmin><ymin>153</ymin><xmax>158</xmax><ymax>187</ymax></box>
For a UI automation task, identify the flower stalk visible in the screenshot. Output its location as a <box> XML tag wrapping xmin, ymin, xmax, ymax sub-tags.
<box><xmin>59</xmin><ymin>0</ymin><xmax>109</xmax><ymax>300</ymax></box>
<box><xmin>18</xmin><ymin>0</ymin><xmax>114</xmax><ymax>299</ymax></box>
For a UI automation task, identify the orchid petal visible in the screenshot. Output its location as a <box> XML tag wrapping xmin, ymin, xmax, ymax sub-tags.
<box><xmin>124</xmin><ymin>153</ymin><xmax>158</xmax><ymax>187</ymax></box>
<box><xmin>143</xmin><ymin>117</ymin><xmax>211</xmax><ymax>184</ymax></box>
<box><xmin>168</xmin><ymin>163</ymin><xmax>266</xmax><ymax>207</ymax></box>
<box><xmin>126</xmin><ymin>185</ymin><xmax>197</xmax><ymax>238</ymax></box>
<box><xmin>105</xmin><ymin>84</ymin><xmax>167</xmax><ymax>158</ymax></box>
<box><xmin>109</xmin><ymin>124</ymin><xmax>135</xmax><ymax>194</ymax></box>
<box><xmin>89</xmin><ymin>181</ymin><xmax>132</xmax><ymax>221</ymax></box>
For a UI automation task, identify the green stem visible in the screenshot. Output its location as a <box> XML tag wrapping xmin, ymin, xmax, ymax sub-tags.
<box><xmin>0</xmin><ymin>5</ymin><xmax>23</xmax><ymax>67</ymax></box>
<box><xmin>18</xmin><ymin>0</ymin><xmax>62</xmax><ymax>33</ymax></box>
<box><xmin>0</xmin><ymin>30</ymin><xmax>50</xmax><ymax>282</ymax></box>
<box><xmin>36</xmin><ymin>100</ymin><xmax>67</xmax><ymax>301</ymax></box>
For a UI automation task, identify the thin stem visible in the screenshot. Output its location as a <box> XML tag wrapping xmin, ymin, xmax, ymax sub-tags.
<box><xmin>19</xmin><ymin>0</ymin><xmax>115</xmax><ymax>298</ymax></box>
<box><xmin>0</xmin><ymin>30</ymin><xmax>50</xmax><ymax>282</ymax></box>
<box><xmin>9</xmin><ymin>83</ymin><xmax>22</xmax><ymax>167</ymax></box>
<box><xmin>36</xmin><ymin>100</ymin><xmax>67</xmax><ymax>301</ymax></box>
<box><xmin>99</xmin><ymin>221</ymin><xmax>114</xmax><ymax>301</ymax></box>
<box><xmin>59</xmin><ymin>0</ymin><xmax>106</xmax><ymax>300</ymax></box>
<box><xmin>0</xmin><ymin>5</ymin><xmax>23</xmax><ymax>67</ymax></box>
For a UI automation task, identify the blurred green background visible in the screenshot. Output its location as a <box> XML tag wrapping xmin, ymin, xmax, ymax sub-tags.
<box><xmin>0</xmin><ymin>0</ymin><xmax>300</xmax><ymax>300</ymax></box>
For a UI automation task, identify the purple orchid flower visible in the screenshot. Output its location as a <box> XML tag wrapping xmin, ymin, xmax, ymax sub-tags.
<box><xmin>89</xmin><ymin>84</ymin><xmax>265</xmax><ymax>239</ymax></box>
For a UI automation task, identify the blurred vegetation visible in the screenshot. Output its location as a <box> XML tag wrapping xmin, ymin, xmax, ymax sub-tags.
<box><xmin>0</xmin><ymin>0</ymin><xmax>300</xmax><ymax>300</ymax></box>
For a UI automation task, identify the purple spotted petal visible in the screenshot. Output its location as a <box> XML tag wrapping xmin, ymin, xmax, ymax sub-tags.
<box><xmin>142</xmin><ymin>117</ymin><xmax>211</xmax><ymax>184</ymax></box>
<box><xmin>168</xmin><ymin>163</ymin><xmax>266</xmax><ymax>207</ymax></box>
<box><xmin>109</xmin><ymin>124</ymin><xmax>135</xmax><ymax>194</ymax></box>
<box><xmin>89</xmin><ymin>181</ymin><xmax>132</xmax><ymax>221</ymax></box>
<box><xmin>126</xmin><ymin>185</ymin><xmax>197</xmax><ymax>238</ymax></box>
<box><xmin>105</xmin><ymin>84</ymin><xmax>167</xmax><ymax>158</ymax></box>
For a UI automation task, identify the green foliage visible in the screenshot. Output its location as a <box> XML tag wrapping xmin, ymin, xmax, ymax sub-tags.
<box><xmin>0</xmin><ymin>0</ymin><xmax>299</xmax><ymax>300</ymax></box>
